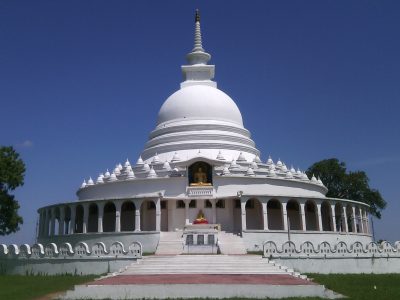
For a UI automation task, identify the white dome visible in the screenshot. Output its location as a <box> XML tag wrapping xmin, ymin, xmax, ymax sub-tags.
<box><xmin>157</xmin><ymin>85</ymin><xmax>243</xmax><ymax>127</ymax></box>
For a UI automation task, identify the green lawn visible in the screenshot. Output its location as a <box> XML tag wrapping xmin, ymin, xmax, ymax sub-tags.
<box><xmin>0</xmin><ymin>273</ymin><xmax>399</xmax><ymax>300</ymax></box>
<box><xmin>0</xmin><ymin>275</ymin><xmax>96</xmax><ymax>300</ymax></box>
<box><xmin>308</xmin><ymin>273</ymin><xmax>400</xmax><ymax>300</ymax></box>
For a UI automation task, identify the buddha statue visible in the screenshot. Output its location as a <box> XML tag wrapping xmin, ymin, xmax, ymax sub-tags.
<box><xmin>191</xmin><ymin>167</ymin><xmax>211</xmax><ymax>186</ymax></box>
<box><xmin>193</xmin><ymin>209</ymin><xmax>208</xmax><ymax>224</ymax></box>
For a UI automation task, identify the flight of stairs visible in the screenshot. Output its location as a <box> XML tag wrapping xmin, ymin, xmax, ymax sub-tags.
<box><xmin>155</xmin><ymin>231</ymin><xmax>184</xmax><ymax>255</ymax></box>
<box><xmin>217</xmin><ymin>231</ymin><xmax>247</xmax><ymax>254</ymax></box>
<box><xmin>121</xmin><ymin>255</ymin><xmax>303</xmax><ymax>277</ymax></box>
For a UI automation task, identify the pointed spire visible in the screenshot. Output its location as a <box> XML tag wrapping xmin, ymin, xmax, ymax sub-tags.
<box><xmin>186</xmin><ymin>9</ymin><xmax>211</xmax><ymax>65</ymax></box>
<box><xmin>81</xmin><ymin>180</ymin><xmax>87</xmax><ymax>188</ymax></box>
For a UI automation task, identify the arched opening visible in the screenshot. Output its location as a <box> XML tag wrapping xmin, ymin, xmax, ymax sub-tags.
<box><xmin>103</xmin><ymin>202</ymin><xmax>116</xmax><ymax>232</ymax></box>
<box><xmin>54</xmin><ymin>207</ymin><xmax>60</xmax><ymax>235</ymax></box>
<box><xmin>64</xmin><ymin>206</ymin><xmax>71</xmax><ymax>234</ymax></box>
<box><xmin>75</xmin><ymin>205</ymin><xmax>84</xmax><ymax>233</ymax></box>
<box><xmin>305</xmin><ymin>200</ymin><xmax>318</xmax><ymax>231</ymax></box>
<box><xmin>286</xmin><ymin>200</ymin><xmax>302</xmax><ymax>230</ymax></box>
<box><xmin>346</xmin><ymin>205</ymin><xmax>354</xmax><ymax>232</ymax></box>
<box><xmin>233</xmin><ymin>199</ymin><xmax>242</xmax><ymax>233</ymax></box>
<box><xmin>121</xmin><ymin>201</ymin><xmax>135</xmax><ymax>231</ymax></box>
<box><xmin>321</xmin><ymin>201</ymin><xmax>333</xmax><ymax>231</ymax></box>
<box><xmin>334</xmin><ymin>203</ymin><xmax>344</xmax><ymax>232</ymax></box>
<box><xmin>140</xmin><ymin>200</ymin><xmax>156</xmax><ymax>231</ymax></box>
<box><xmin>188</xmin><ymin>161</ymin><xmax>212</xmax><ymax>186</ymax></box>
<box><xmin>245</xmin><ymin>198</ymin><xmax>263</xmax><ymax>230</ymax></box>
<box><xmin>88</xmin><ymin>203</ymin><xmax>98</xmax><ymax>233</ymax></box>
<box><xmin>267</xmin><ymin>199</ymin><xmax>283</xmax><ymax>230</ymax></box>
<box><xmin>160</xmin><ymin>200</ymin><xmax>168</xmax><ymax>231</ymax></box>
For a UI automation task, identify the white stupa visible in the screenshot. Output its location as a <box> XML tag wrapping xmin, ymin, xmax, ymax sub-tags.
<box><xmin>36</xmin><ymin>10</ymin><xmax>372</xmax><ymax>254</ymax></box>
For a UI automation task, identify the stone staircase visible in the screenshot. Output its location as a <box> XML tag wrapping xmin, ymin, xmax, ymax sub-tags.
<box><xmin>155</xmin><ymin>231</ymin><xmax>184</xmax><ymax>255</ymax></box>
<box><xmin>122</xmin><ymin>255</ymin><xmax>301</xmax><ymax>276</ymax></box>
<box><xmin>217</xmin><ymin>231</ymin><xmax>247</xmax><ymax>254</ymax></box>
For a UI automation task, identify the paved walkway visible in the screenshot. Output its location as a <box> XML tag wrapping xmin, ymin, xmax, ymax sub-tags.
<box><xmin>90</xmin><ymin>274</ymin><xmax>317</xmax><ymax>285</ymax></box>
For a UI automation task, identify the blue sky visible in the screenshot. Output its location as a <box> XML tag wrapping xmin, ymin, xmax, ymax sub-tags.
<box><xmin>1</xmin><ymin>0</ymin><xmax>399</xmax><ymax>244</ymax></box>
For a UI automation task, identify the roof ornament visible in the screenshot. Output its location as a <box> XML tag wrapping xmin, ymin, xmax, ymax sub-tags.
<box><xmin>286</xmin><ymin>171</ymin><xmax>293</xmax><ymax>179</ymax></box>
<box><xmin>142</xmin><ymin>163</ymin><xmax>151</xmax><ymax>172</ymax></box>
<box><xmin>96</xmin><ymin>173</ymin><xmax>104</xmax><ymax>184</ymax></box>
<box><xmin>114</xmin><ymin>165</ymin><xmax>121</xmax><ymax>176</ymax></box>
<box><xmin>171</xmin><ymin>152</ymin><xmax>181</xmax><ymax>162</ymax></box>
<box><xmin>221</xmin><ymin>165</ymin><xmax>231</xmax><ymax>175</ymax></box>
<box><xmin>311</xmin><ymin>174</ymin><xmax>317</xmax><ymax>182</ymax></box>
<box><xmin>127</xmin><ymin>169</ymin><xmax>135</xmax><ymax>179</ymax></box>
<box><xmin>237</xmin><ymin>152</ymin><xmax>247</xmax><ymax>162</ymax></box>
<box><xmin>281</xmin><ymin>163</ymin><xmax>288</xmax><ymax>172</ymax></box>
<box><xmin>216</xmin><ymin>150</ymin><xmax>226</xmax><ymax>160</ymax></box>
<box><xmin>254</xmin><ymin>155</ymin><xmax>261</xmax><ymax>163</ymax></box>
<box><xmin>87</xmin><ymin>177</ymin><xmax>94</xmax><ymax>186</ymax></box>
<box><xmin>246</xmin><ymin>167</ymin><xmax>255</xmax><ymax>177</ymax></box>
<box><xmin>136</xmin><ymin>156</ymin><xmax>144</xmax><ymax>166</ymax></box>
<box><xmin>104</xmin><ymin>169</ymin><xmax>110</xmax><ymax>178</ymax></box>
<box><xmin>124</xmin><ymin>159</ymin><xmax>131</xmax><ymax>168</ymax></box>
<box><xmin>109</xmin><ymin>172</ymin><xmax>118</xmax><ymax>182</ymax></box>
<box><xmin>81</xmin><ymin>180</ymin><xmax>87</xmax><ymax>188</ymax></box>
<box><xmin>152</xmin><ymin>153</ymin><xmax>161</xmax><ymax>164</ymax></box>
<box><xmin>147</xmin><ymin>166</ymin><xmax>157</xmax><ymax>178</ymax></box>
<box><xmin>163</xmin><ymin>161</ymin><xmax>171</xmax><ymax>170</ymax></box>
<box><xmin>117</xmin><ymin>163</ymin><xmax>123</xmax><ymax>171</ymax></box>
<box><xmin>266</xmin><ymin>155</ymin><xmax>273</xmax><ymax>166</ymax></box>
<box><xmin>229</xmin><ymin>159</ymin><xmax>239</xmax><ymax>170</ymax></box>
<box><xmin>251</xmin><ymin>161</ymin><xmax>258</xmax><ymax>169</ymax></box>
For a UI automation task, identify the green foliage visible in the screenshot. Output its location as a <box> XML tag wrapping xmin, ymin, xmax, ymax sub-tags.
<box><xmin>306</xmin><ymin>158</ymin><xmax>386</xmax><ymax>218</ymax></box>
<box><xmin>0</xmin><ymin>146</ymin><xmax>25</xmax><ymax>235</ymax></box>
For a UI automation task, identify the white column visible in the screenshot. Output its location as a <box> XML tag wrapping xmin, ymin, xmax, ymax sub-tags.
<box><xmin>342</xmin><ymin>206</ymin><xmax>348</xmax><ymax>233</ymax></box>
<box><xmin>331</xmin><ymin>204</ymin><xmax>336</xmax><ymax>232</ymax></box>
<box><xmin>83</xmin><ymin>204</ymin><xmax>89</xmax><ymax>234</ymax></box>
<box><xmin>316</xmin><ymin>203</ymin><xmax>323</xmax><ymax>231</ymax></box>
<box><xmin>134</xmin><ymin>199</ymin><xmax>142</xmax><ymax>231</ymax></box>
<box><xmin>352</xmin><ymin>206</ymin><xmax>357</xmax><ymax>233</ymax></box>
<box><xmin>155</xmin><ymin>198</ymin><xmax>161</xmax><ymax>232</ymax></box>
<box><xmin>98</xmin><ymin>202</ymin><xmax>104</xmax><ymax>233</ymax></box>
<box><xmin>211</xmin><ymin>199</ymin><xmax>217</xmax><ymax>224</ymax></box>
<box><xmin>59</xmin><ymin>207</ymin><xmax>65</xmax><ymax>235</ymax></box>
<box><xmin>50</xmin><ymin>208</ymin><xmax>56</xmax><ymax>236</ymax></box>
<box><xmin>184</xmin><ymin>200</ymin><xmax>190</xmax><ymax>225</ymax></box>
<box><xmin>282</xmin><ymin>200</ymin><xmax>288</xmax><ymax>231</ymax></box>
<box><xmin>70</xmin><ymin>205</ymin><xmax>76</xmax><ymax>234</ymax></box>
<box><xmin>262</xmin><ymin>201</ymin><xmax>268</xmax><ymax>230</ymax></box>
<box><xmin>240</xmin><ymin>199</ymin><xmax>247</xmax><ymax>231</ymax></box>
<box><xmin>364</xmin><ymin>210</ymin><xmax>369</xmax><ymax>234</ymax></box>
<box><xmin>300</xmin><ymin>203</ymin><xmax>306</xmax><ymax>231</ymax></box>
<box><xmin>115</xmin><ymin>201</ymin><xmax>121</xmax><ymax>233</ymax></box>
<box><xmin>358</xmin><ymin>207</ymin><xmax>364</xmax><ymax>233</ymax></box>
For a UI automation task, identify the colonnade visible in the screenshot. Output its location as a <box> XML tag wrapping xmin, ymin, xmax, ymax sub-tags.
<box><xmin>38</xmin><ymin>198</ymin><xmax>160</xmax><ymax>238</ymax></box>
<box><xmin>37</xmin><ymin>196</ymin><xmax>370</xmax><ymax>238</ymax></box>
<box><xmin>240</xmin><ymin>197</ymin><xmax>370</xmax><ymax>235</ymax></box>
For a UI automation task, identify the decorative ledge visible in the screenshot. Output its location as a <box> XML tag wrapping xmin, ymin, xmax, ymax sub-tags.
<box><xmin>187</xmin><ymin>186</ymin><xmax>214</xmax><ymax>197</ymax></box>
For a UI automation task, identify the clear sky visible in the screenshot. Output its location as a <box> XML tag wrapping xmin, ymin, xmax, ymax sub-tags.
<box><xmin>1</xmin><ymin>0</ymin><xmax>399</xmax><ymax>244</ymax></box>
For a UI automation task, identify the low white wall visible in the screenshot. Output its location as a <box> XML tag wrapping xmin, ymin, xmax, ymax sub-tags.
<box><xmin>243</xmin><ymin>231</ymin><xmax>372</xmax><ymax>252</ymax></box>
<box><xmin>0</xmin><ymin>258</ymin><xmax>135</xmax><ymax>275</ymax></box>
<box><xmin>38</xmin><ymin>231</ymin><xmax>159</xmax><ymax>253</ymax></box>
<box><xmin>263</xmin><ymin>240</ymin><xmax>400</xmax><ymax>274</ymax></box>
<box><xmin>275</xmin><ymin>257</ymin><xmax>400</xmax><ymax>274</ymax></box>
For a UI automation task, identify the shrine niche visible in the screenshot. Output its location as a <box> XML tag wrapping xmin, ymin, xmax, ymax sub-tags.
<box><xmin>188</xmin><ymin>161</ymin><xmax>212</xmax><ymax>186</ymax></box>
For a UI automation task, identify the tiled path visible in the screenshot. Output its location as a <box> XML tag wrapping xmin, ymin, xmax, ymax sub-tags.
<box><xmin>90</xmin><ymin>274</ymin><xmax>316</xmax><ymax>286</ymax></box>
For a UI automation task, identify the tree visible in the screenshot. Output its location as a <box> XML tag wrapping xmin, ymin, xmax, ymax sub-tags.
<box><xmin>306</xmin><ymin>158</ymin><xmax>386</xmax><ymax>219</ymax></box>
<box><xmin>0</xmin><ymin>146</ymin><xmax>25</xmax><ymax>235</ymax></box>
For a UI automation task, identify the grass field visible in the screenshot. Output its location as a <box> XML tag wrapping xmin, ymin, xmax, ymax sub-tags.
<box><xmin>0</xmin><ymin>275</ymin><xmax>96</xmax><ymax>300</ymax></box>
<box><xmin>0</xmin><ymin>273</ymin><xmax>399</xmax><ymax>299</ymax></box>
